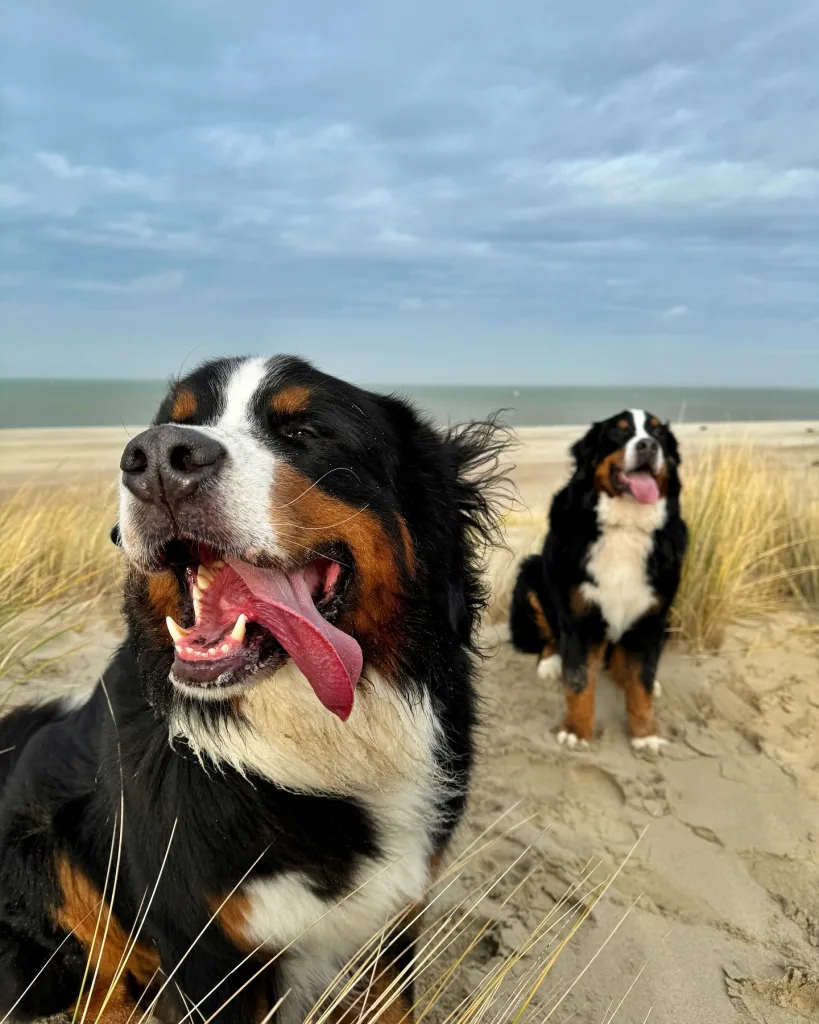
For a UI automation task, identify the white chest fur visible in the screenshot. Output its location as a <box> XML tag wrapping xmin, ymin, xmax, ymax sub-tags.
<box><xmin>170</xmin><ymin>664</ymin><xmax>447</xmax><ymax>996</ymax></box>
<box><xmin>580</xmin><ymin>494</ymin><xmax>667</xmax><ymax>642</ymax></box>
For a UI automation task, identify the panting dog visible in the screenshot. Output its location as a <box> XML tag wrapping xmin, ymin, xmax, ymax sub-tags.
<box><xmin>510</xmin><ymin>410</ymin><xmax>687</xmax><ymax>753</ymax></box>
<box><xmin>0</xmin><ymin>356</ymin><xmax>507</xmax><ymax>1023</ymax></box>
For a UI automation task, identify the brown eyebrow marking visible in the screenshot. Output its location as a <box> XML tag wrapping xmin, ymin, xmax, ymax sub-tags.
<box><xmin>649</xmin><ymin>416</ymin><xmax>660</xmax><ymax>428</ymax></box>
<box><xmin>171</xmin><ymin>388</ymin><xmax>197</xmax><ymax>421</ymax></box>
<box><xmin>271</xmin><ymin>385</ymin><xmax>311</xmax><ymax>415</ymax></box>
<box><xmin>618</xmin><ymin>418</ymin><xmax>629</xmax><ymax>429</ymax></box>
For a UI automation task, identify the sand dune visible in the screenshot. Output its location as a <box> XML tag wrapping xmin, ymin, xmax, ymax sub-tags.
<box><xmin>5</xmin><ymin>420</ymin><xmax>819</xmax><ymax>1023</ymax></box>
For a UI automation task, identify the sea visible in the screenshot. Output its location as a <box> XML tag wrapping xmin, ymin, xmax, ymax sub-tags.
<box><xmin>1</xmin><ymin>380</ymin><xmax>818</xmax><ymax>429</ymax></box>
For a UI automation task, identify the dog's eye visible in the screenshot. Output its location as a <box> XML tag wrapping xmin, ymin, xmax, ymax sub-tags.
<box><xmin>281</xmin><ymin>424</ymin><xmax>318</xmax><ymax>442</ymax></box>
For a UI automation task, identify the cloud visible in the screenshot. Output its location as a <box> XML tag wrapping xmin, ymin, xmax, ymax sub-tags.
<box><xmin>0</xmin><ymin>182</ymin><xmax>30</xmax><ymax>207</ymax></box>
<box><xmin>36</xmin><ymin>150</ymin><xmax>162</xmax><ymax>196</ymax></box>
<box><xmin>67</xmin><ymin>269</ymin><xmax>185</xmax><ymax>294</ymax></box>
<box><xmin>1</xmin><ymin>0</ymin><xmax>819</xmax><ymax>382</ymax></box>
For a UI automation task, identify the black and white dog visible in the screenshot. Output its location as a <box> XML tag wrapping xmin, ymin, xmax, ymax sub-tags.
<box><xmin>0</xmin><ymin>356</ymin><xmax>507</xmax><ymax>1023</ymax></box>
<box><xmin>510</xmin><ymin>410</ymin><xmax>687</xmax><ymax>752</ymax></box>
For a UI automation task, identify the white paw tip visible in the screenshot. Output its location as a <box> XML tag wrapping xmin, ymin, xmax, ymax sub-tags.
<box><xmin>654</xmin><ymin>680</ymin><xmax>663</xmax><ymax>698</ymax></box>
<box><xmin>556</xmin><ymin>730</ymin><xmax>589</xmax><ymax>750</ymax></box>
<box><xmin>631</xmin><ymin>735</ymin><xmax>668</xmax><ymax>755</ymax></box>
<box><xmin>537</xmin><ymin>654</ymin><xmax>563</xmax><ymax>681</ymax></box>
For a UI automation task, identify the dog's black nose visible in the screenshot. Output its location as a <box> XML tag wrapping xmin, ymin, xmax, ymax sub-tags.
<box><xmin>121</xmin><ymin>425</ymin><xmax>226</xmax><ymax>507</ymax></box>
<box><xmin>635</xmin><ymin>437</ymin><xmax>659</xmax><ymax>459</ymax></box>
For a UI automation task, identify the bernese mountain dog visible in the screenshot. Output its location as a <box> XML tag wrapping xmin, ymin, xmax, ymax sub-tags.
<box><xmin>0</xmin><ymin>356</ymin><xmax>507</xmax><ymax>1023</ymax></box>
<box><xmin>510</xmin><ymin>409</ymin><xmax>687</xmax><ymax>753</ymax></box>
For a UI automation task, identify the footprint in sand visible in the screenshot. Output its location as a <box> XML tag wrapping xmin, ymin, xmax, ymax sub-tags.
<box><xmin>725</xmin><ymin>964</ymin><xmax>819</xmax><ymax>1021</ymax></box>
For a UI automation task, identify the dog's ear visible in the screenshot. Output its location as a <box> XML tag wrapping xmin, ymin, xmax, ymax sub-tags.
<box><xmin>434</xmin><ymin>419</ymin><xmax>512</xmax><ymax>646</ymax></box>
<box><xmin>570</xmin><ymin>421</ymin><xmax>603</xmax><ymax>469</ymax></box>
<box><xmin>110</xmin><ymin>523</ymin><xmax>122</xmax><ymax>547</ymax></box>
<box><xmin>663</xmin><ymin>422</ymin><xmax>681</xmax><ymax>466</ymax></box>
<box><xmin>378</xmin><ymin>395</ymin><xmax>512</xmax><ymax>650</ymax></box>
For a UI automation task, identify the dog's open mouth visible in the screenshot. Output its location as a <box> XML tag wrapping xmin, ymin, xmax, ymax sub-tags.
<box><xmin>614</xmin><ymin>465</ymin><xmax>661</xmax><ymax>505</ymax></box>
<box><xmin>162</xmin><ymin>543</ymin><xmax>362</xmax><ymax>719</ymax></box>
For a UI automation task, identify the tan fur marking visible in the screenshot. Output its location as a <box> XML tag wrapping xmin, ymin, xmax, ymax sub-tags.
<box><xmin>609</xmin><ymin>647</ymin><xmax>658</xmax><ymax>738</ymax></box>
<box><xmin>271</xmin><ymin>385</ymin><xmax>311</xmax><ymax>415</ymax></box>
<box><xmin>594</xmin><ymin>449</ymin><xmax>625</xmax><ymax>498</ymax></box>
<box><xmin>656</xmin><ymin>461</ymin><xmax>670</xmax><ymax>497</ymax></box>
<box><xmin>208</xmin><ymin>891</ymin><xmax>258</xmax><ymax>953</ymax></box>
<box><xmin>54</xmin><ymin>855</ymin><xmax>159</xmax><ymax>1018</ymax></box>
<box><xmin>171</xmin><ymin>388</ymin><xmax>197</xmax><ymax>421</ymax></box>
<box><xmin>146</xmin><ymin>570</ymin><xmax>182</xmax><ymax>624</ymax></box>
<box><xmin>526</xmin><ymin>589</ymin><xmax>553</xmax><ymax>641</ymax></box>
<box><xmin>271</xmin><ymin>465</ymin><xmax>407</xmax><ymax>672</ymax></box>
<box><xmin>397</xmin><ymin>516</ymin><xmax>417</xmax><ymax>575</ymax></box>
<box><xmin>558</xmin><ymin>644</ymin><xmax>604</xmax><ymax>742</ymax></box>
<box><xmin>649</xmin><ymin>416</ymin><xmax>660</xmax><ymax>428</ymax></box>
<box><xmin>569</xmin><ymin>585</ymin><xmax>590</xmax><ymax>617</ymax></box>
<box><xmin>618</xmin><ymin>418</ymin><xmax>629</xmax><ymax>429</ymax></box>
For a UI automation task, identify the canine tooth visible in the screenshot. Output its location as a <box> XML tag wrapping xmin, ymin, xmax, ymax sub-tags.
<box><xmin>230</xmin><ymin>614</ymin><xmax>247</xmax><ymax>643</ymax></box>
<box><xmin>165</xmin><ymin>616</ymin><xmax>189</xmax><ymax>643</ymax></box>
<box><xmin>197</xmin><ymin>570</ymin><xmax>212</xmax><ymax>590</ymax></box>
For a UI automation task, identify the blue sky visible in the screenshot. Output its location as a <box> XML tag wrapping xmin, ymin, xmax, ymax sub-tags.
<box><xmin>1</xmin><ymin>0</ymin><xmax>818</xmax><ymax>385</ymax></box>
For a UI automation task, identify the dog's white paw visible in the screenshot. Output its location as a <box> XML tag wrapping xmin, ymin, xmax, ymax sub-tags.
<box><xmin>537</xmin><ymin>653</ymin><xmax>563</xmax><ymax>681</ymax></box>
<box><xmin>630</xmin><ymin>735</ymin><xmax>667</xmax><ymax>755</ymax></box>
<box><xmin>556</xmin><ymin>729</ymin><xmax>589</xmax><ymax>751</ymax></box>
<box><xmin>653</xmin><ymin>680</ymin><xmax>663</xmax><ymax>699</ymax></box>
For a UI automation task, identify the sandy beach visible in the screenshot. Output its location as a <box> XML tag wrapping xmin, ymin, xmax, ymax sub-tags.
<box><xmin>3</xmin><ymin>420</ymin><xmax>819</xmax><ymax>1023</ymax></box>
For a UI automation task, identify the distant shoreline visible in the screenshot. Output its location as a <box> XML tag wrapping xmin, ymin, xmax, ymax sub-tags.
<box><xmin>2</xmin><ymin>380</ymin><xmax>819</xmax><ymax>429</ymax></box>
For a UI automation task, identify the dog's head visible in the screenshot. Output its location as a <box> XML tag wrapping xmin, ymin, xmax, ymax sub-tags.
<box><xmin>569</xmin><ymin>409</ymin><xmax>681</xmax><ymax>506</ymax></box>
<box><xmin>115</xmin><ymin>355</ymin><xmax>506</xmax><ymax>719</ymax></box>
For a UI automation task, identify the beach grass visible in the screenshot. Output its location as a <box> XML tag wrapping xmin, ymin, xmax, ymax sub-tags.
<box><xmin>673</xmin><ymin>445</ymin><xmax>819</xmax><ymax>649</ymax></box>
<box><xmin>0</xmin><ymin>444</ymin><xmax>816</xmax><ymax>680</ymax></box>
<box><xmin>0</xmin><ymin>481</ymin><xmax>120</xmax><ymax>687</ymax></box>
<box><xmin>10</xmin><ymin>804</ymin><xmax>645</xmax><ymax>1023</ymax></box>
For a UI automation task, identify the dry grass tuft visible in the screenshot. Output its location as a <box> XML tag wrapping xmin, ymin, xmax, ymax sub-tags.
<box><xmin>673</xmin><ymin>445</ymin><xmax>819</xmax><ymax>650</ymax></box>
<box><xmin>0</xmin><ymin>481</ymin><xmax>120</xmax><ymax>686</ymax></box>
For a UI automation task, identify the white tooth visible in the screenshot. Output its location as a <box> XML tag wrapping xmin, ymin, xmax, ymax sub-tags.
<box><xmin>208</xmin><ymin>647</ymin><xmax>217</xmax><ymax>655</ymax></box>
<box><xmin>221</xmin><ymin>643</ymin><xmax>231</xmax><ymax>653</ymax></box>
<box><xmin>212</xmin><ymin>560</ymin><xmax>225</xmax><ymax>570</ymax></box>
<box><xmin>165</xmin><ymin>616</ymin><xmax>189</xmax><ymax>642</ymax></box>
<box><xmin>186</xmin><ymin>647</ymin><xmax>195</xmax><ymax>654</ymax></box>
<box><xmin>230</xmin><ymin>614</ymin><xmax>247</xmax><ymax>643</ymax></box>
<box><xmin>197</xmin><ymin>571</ymin><xmax>211</xmax><ymax>590</ymax></box>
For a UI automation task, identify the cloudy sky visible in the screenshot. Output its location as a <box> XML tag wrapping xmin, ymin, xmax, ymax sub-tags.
<box><xmin>2</xmin><ymin>0</ymin><xmax>818</xmax><ymax>385</ymax></box>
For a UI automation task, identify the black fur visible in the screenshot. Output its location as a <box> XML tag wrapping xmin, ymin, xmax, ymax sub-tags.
<box><xmin>0</xmin><ymin>356</ymin><xmax>509</xmax><ymax>1022</ymax></box>
<box><xmin>510</xmin><ymin>410</ymin><xmax>687</xmax><ymax>735</ymax></box>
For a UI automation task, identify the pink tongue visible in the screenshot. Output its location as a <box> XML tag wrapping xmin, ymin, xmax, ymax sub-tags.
<box><xmin>228</xmin><ymin>561</ymin><xmax>363</xmax><ymax>721</ymax></box>
<box><xmin>626</xmin><ymin>470</ymin><xmax>660</xmax><ymax>505</ymax></box>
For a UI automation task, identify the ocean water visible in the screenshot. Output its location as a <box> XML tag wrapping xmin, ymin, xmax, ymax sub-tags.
<box><xmin>1</xmin><ymin>380</ymin><xmax>818</xmax><ymax>429</ymax></box>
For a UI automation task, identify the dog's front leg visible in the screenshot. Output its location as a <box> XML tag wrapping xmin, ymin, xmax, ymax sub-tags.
<box><xmin>555</xmin><ymin>612</ymin><xmax>606</xmax><ymax>747</ymax></box>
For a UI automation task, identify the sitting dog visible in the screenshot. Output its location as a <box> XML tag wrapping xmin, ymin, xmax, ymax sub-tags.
<box><xmin>510</xmin><ymin>410</ymin><xmax>687</xmax><ymax>752</ymax></box>
<box><xmin>0</xmin><ymin>355</ymin><xmax>506</xmax><ymax>1023</ymax></box>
